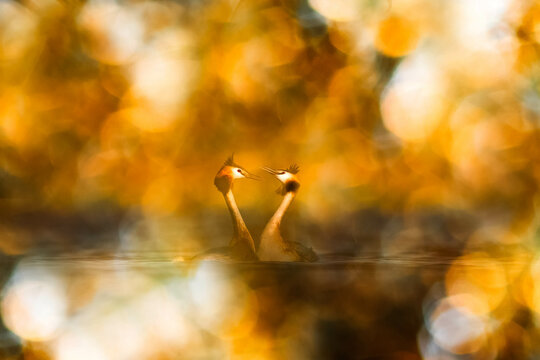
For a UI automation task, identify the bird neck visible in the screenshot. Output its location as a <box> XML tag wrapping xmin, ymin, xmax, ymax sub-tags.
<box><xmin>269</xmin><ymin>191</ymin><xmax>296</xmax><ymax>228</ymax></box>
<box><xmin>223</xmin><ymin>190</ymin><xmax>255</xmax><ymax>251</ymax></box>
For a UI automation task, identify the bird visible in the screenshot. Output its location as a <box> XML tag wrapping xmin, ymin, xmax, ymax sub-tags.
<box><xmin>258</xmin><ymin>164</ymin><xmax>318</xmax><ymax>262</ymax></box>
<box><xmin>199</xmin><ymin>154</ymin><xmax>260</xmax><ymax>261</ymax></box>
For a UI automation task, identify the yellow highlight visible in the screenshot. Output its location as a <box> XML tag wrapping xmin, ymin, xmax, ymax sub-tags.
<box><xmin>0</xmin><ymin>1</ymin><xmax>38</xmax><ymax>61</ymax></box>
<box><xmin>189</xmin><ymin>263</ymin><xmax>259</xmax><ymax>338</ymax></box>
<box><xmin>142</xmin><ymin>175</ymin><xmax>182</xmax><ymax>215</ymax></box>
<box><xmin>381</xmin><ymin>53</ymin><xmax>446</xmax><ymax>142</ymax></box>
<box><xmin>520</xmin><ymin>258</ymin><xmax>540</xmax><ymax>315</ymax></box>
<box><xmin>125</xmin><ymin>106</ymin><xmax>177</xmax><ymax>133</ymax></box>
<box><xmin>375</xmin><ymin>16</ymin><xmax>419</xmax><ymax>58</ymax></box>
<box><xmin>309</xmin><ymin>0</ymin><xmax>359</xmax><ymax>22</ymax></box>
<box><xmin>445</xmin><ymin>253</ymin><xmax>507</xmax><ymax>315</ymax></box>
<box><xmin>77</xmin><ymin>2</ymin><xmax>144</xmax><ymax>65</ymax></box>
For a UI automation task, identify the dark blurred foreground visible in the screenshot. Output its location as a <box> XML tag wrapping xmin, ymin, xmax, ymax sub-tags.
<box><xmin>0</xmin><ymin>254</ymin><xmax>535</xmax><ymax>360</ymax></box>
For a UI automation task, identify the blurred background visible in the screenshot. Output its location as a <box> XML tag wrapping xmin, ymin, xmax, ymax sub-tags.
<box><xmin>1</xmin><ymin>0</ymin><xmax>540</xmax><ymax>358</ymax></box>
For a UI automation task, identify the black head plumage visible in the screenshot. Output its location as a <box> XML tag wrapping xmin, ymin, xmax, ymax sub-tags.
<box><xmin>286</xmin><ymin>164</ymin><xmax>300</xmax><ymax>174</ymax></box>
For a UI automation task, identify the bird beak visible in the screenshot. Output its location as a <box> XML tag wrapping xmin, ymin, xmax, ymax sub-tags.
<box><xmin>262</xmin><ymin>166</ymin><xmax>278</xmax><ymax>176</ymax></box>
<box><xmin>244</xmin><ymin>171</ymin><xmax>261</xmax><ymax>180</ymax></box>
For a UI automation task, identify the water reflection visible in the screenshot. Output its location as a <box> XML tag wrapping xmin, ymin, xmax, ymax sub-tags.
<box><xmin>0</xmin><ymin>254</ymin><xmax>536</xmax><ymax>359</ymax></box>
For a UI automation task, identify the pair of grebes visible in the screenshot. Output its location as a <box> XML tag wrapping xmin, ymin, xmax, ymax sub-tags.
<box><xmin>206</xmin><ymin>155</ymin><xmax>318</xmax><ymax>262</ymax></box>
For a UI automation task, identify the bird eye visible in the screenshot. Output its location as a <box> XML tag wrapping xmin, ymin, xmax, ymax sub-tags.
<box><xmin>279</xmin><ymin>171</ymin><xmax>285</xmax><ymax>175</ymax></box>
<box><xmin>237</xmin><ymin>169</ymin><xmax>242</xmax><ymax>173</ymax></box>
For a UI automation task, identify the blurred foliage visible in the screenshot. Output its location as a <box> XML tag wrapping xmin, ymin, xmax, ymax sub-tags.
<box><xmin>1</xmin><ymin>0</ymin><xmax>540</xmax><ymax>358</ymax></box>
<box><xmin>0</xmin><ymin>0</ymin><xmax>539</xmax><ymax>255</ymax></box>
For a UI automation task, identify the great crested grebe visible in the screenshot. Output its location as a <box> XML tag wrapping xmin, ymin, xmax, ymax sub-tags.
<box><xmin>258</xmin><ymin>164</ymin><xmax>318</xmax><ymax>262</ymax></box>
<box><xmin>206</xmin><ymin>155</ymin><xmax>260</xmax><ymax>261</ymax></box>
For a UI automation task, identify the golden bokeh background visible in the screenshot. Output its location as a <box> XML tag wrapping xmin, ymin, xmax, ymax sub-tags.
<box><xmin>0</xmin><ymin>0</ymin><xmax>540</xmax><ymax>358</ymax></box>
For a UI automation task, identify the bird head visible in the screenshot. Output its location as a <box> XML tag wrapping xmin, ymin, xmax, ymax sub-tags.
<box><xmin>262</xmin><ymin>164</ymin><xmax>300</xmax><ymax>195</ymax></box>
<box><xmin>214</xmin><ymin>154</ymin><xmax>260</xmax><ymax>193</ymax></box>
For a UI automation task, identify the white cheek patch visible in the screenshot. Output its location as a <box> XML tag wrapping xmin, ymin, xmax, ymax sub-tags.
<box><xmin>232</xmin><ymin>168</ymin><xmax>244</xmax><ymax>179</ymax></box>
<box><xmin>277</xmin><ymin>173</ymin><xmax>293</xmax><ymax>182</ymax></box>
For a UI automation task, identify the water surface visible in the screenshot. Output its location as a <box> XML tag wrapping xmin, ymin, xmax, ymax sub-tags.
<box><xmin>0</xmin><ymin>253</ymin><xmax>533</xmax><ymax>359</ymax></box>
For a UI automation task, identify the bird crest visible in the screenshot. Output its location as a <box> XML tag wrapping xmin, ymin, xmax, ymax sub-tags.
<box><xmin>286</xmin><ymin>164</ymin><xmax>300</xmax><ymax>174</ymax></box>
<box><xmin>223</xmin><ymin>154</ymin><xmax>241</xmax><ymax>168</ymax></box>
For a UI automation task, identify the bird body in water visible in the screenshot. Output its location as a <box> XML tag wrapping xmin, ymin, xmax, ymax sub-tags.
<box><xmin>206</xmin><ymin>155</ymin><xmax>259</xmax><ymax>261</ymax></box>
<box><xmin>259</xmin><ymin>164</ymin><xmax>318</xmax><ymax>262</ymax></box>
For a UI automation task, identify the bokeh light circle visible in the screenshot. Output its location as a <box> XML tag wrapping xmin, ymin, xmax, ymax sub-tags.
<box><xmin>1</xmin><ymin>269</ymin><xmax>67</xmax><ymax>341</ymax></box>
